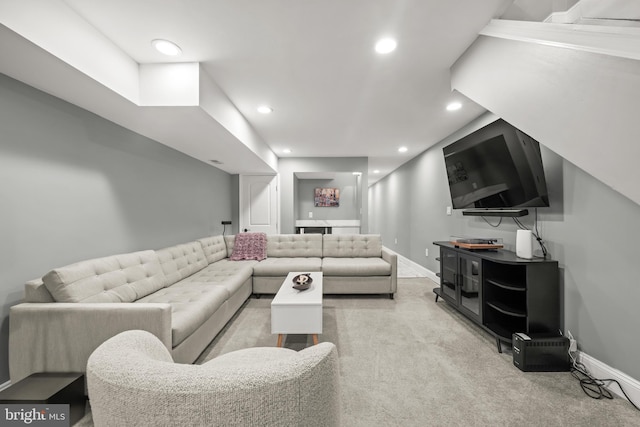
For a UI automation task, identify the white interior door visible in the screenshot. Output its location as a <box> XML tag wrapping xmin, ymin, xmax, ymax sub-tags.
<box><xmin>239</xmin><ymin>175</ymin><xmax>279</xmax><ymax>234</ymax></box>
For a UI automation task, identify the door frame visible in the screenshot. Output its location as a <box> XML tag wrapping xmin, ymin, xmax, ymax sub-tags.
<box><xmin>238</xmin><ymin>174</ymin><xmax>280</xmax><ymax>234</ymax></box>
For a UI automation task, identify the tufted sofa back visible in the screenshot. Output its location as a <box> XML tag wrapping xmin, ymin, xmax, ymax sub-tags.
<box><xmin>156</xmin><ymin>242</ymin><xmax>208</xmax><ymax>286</ymax></box>
<box><xmin>42</xmin><ymin>250</ymin><xmax>167</xmax><ymax>303</ymax></box>
<box><xmin>266</xmin><ymin>234</ymin><xmax>323</xmax><ymax>257</ymax></box>
<box><xmin>198</xmin><ymin>236</ymin><xmax>228</xmax><ymax>264</ymax></box>
<box><xmin>323</xmin><ymin>234</ymin><xmax>382</xmax><ymax>258</ymax></box>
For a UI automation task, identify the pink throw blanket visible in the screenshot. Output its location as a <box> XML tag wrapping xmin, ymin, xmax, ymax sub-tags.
<box><xmin>230</xmin><ymin>232</ymin><xmax>267</xmax><ymax>261</ymax></box>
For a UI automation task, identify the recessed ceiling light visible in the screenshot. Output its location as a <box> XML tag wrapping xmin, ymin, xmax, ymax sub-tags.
<box><xmin>151</xmin><ymin>39</ymin><xmax>182</xmax><ymax>56</ymax></box>
<box><xmin>446</xmin><ymin>101</ymin><xmax>462</xmax><ymax>111</ymax></box>
<box><xmin>282</xmin><ymin>148</ymin><xmax>291</xmax><ymax>154</ymax></box>
<box><xmin>398</xmin><ymin>146</ymin><xmax>408</xmax><ymax>153</ymax></box>
<box><xmin>373</xmin><ymin>170</ymin><xmax>380</xmax><ymax>174</ymax></box>
<box><xmin>257</xmin><ymin>105</ymin><xmax>273</xmax><ymax>114</ymax></box>
<box><xmin>375</xmin><ymin>38</ymin><xmax>397</xmax><ymax>54</ymax></box>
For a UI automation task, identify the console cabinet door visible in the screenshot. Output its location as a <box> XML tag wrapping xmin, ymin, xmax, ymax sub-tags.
<box><xmin>440</xmin><ymin>248</ymin><xmax>458</xmax><ymax>304</ymax></box>
<box><xmin>438</xmin><ymin>248</ymin><xmax>482</xmax><ymax>324</ymax></box>
<box><xmin>458</xmin><ymin>254</ymin><xmax>482</xmax><ymax>322</ymax></box>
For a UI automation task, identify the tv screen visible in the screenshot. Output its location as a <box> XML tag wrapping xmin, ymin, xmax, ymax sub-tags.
<box><xmin>443</xmin><ymin>119</ymin><xmax>549</xmax><ymax>210</ymax></box>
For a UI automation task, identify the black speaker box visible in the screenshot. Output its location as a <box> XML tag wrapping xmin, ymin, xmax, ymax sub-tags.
<box><xmin>512</xmin><ymin>333</ymin><xmax>570</xmax><ymax>372</ymax></box>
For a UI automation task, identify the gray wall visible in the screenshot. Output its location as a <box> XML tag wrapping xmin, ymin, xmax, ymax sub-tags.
<box><xmin>0</xmin><ymin>74</ymin><xmax>234</xmax><ymax>383</ymax></box>
<box><xmin>297</xmin><ymin>173</ymin><xmax>360</xmax><ymax>221</ymax></box>
<box><xmin>369</xmin><ymin>112</ymin><xmax>640</xmax><ymax>381</ymax></box>
<box><xmin>279</xmin><ymin>158</ymin><xmax>368</xmax><ymax>234</ymax></box>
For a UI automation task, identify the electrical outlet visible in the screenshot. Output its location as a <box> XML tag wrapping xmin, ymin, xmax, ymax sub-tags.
<box><xmin>308</xmin><ymin>211</ymin><xmax>313</xmax><ymax>218</ymax></box>
<box><xmin>425</xmin><ymin>248</ymin><xmax>429</xmax><ymax>257</ymax></box>
<box><xmin>446</xmin><ymin>206</ymin><xmax>452</xmax><ymax>216</ymax></box>
<box><xmin>394</xmin><ymin>238</ymin><xmax>398</xmax><ymax>244</ymax></box>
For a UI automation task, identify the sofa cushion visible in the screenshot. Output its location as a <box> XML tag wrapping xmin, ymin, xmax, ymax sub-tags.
<box><xmin>156</xmin><ymin>241</ymin><xmax>208</xmax><ymax>286</ymax></box>
<box><xmin>136</xmin><ymin>284</ymin><xmax>228</xmax><ymax>346</ymax></box>
<box><xmin>197</xmin><ymin>236</ymin><xmax>228</xmax><ymax>264</ymax></box>
<box><xmin>43</xmin><ymin>250</ymin><xmax>167</xmax><ymax>303</ymax></box>
<box><xmin>267</xmin><ymin>234</ymin><xmax>323</xmax><ymax>258</ymax></box>
<box><xmin>181</xmin><ymin>259</ymin><xmax>257</xmax><ymax>294</ymax></box>
<box><xmin>230</xmin><ymin>233</ymin><xmax>267</xmax><ymax>261</ymax></box>
<box><xmin>322</xmin><ymin>257</ymin><xmax>391</xmax><ymax>276</ymax></box>
<box><xmin>252</xmin><ymin>258</ymin><xmax>322</xmax><ymax>276</ymax></box>
<box><xmin>322</xmin><ymin>235</ymin><xmax>382</xmax><ymax>258</ymax></box>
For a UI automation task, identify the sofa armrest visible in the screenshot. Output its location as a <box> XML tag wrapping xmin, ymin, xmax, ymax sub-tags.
<box><xmin>9</xmin><ymin>302</ymin><xmax>172</xmax><ymax>382</ymax></box>
<box><xmin>381</xmin><ymin>247</ymin><xmax>398</xmax><ymax>294</ymax></box>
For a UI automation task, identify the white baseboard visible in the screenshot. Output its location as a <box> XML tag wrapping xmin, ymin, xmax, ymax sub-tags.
<box><xmin>385</xmin><ymin>247</ymin><xmax>439</xmax><ymax>283</ymax></box>
<box><xmin>417</xmin><ymin>264</ymin><xmax>439</xmax><ymax>283</ymax></box>
<box><xmin>578</xmin><ymin>351</ymin><xmax>640</xmax><ymax>407</ymax></box>
<box><xmin>0</xmin><ymin>380</ymin><xmax>11</xmax><ymax>392</ymax></box>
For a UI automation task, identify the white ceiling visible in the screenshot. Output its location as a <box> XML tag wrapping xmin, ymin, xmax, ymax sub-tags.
<box><xmin>2</xmin><ymin>0</ymin><xmax>518</xmax><ymax>184</ymax></box>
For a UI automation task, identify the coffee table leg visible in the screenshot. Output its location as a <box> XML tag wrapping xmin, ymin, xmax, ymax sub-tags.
<box><xmin>277</xmin><ymin>334</ymin><xmax>284</xmax><ymax>347</ymax></box>
<box><xmin>312</xmin><ymin>334</ymin><xmax>319</xmax><ymax>345</ymax></box>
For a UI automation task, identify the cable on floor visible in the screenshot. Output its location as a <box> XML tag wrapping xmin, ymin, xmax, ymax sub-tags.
<box><xmin>569</xmin><ymin>350</ymin><xmax>639</xmax><ymax>411</ymax></box>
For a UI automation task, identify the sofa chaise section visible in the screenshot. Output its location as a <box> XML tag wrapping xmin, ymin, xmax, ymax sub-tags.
<box><xmin>240</xmin><ymin>233</ymin><xmax>397</xmax><ymax>297</ymax></box>
<box><xmin>322</xmin><ymin>234</ymin><xmax>397</xmax><ymax>298</ymax></box>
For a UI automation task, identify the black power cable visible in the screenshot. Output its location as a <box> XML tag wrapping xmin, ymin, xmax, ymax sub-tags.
<box><xmin>569</xmin><ymin>350</ymin><xmax>640</xmax><ymax>411</ymax></box>
<box><xmin>481</xmin><ymin>216</ymin><xmax>502</xmax><ymax>228</ymax></box>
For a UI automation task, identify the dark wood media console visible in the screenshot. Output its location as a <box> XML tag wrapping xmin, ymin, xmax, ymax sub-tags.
<box><xmin>433</xmin><ymin>241</ymin><xmax>560</xmax><ymax>352</ymax></box>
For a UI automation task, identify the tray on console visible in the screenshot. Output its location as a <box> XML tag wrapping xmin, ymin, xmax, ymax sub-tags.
<box><xmin>450</xmin><ymin>241</ymin><xmax>503</xmax><ymax>250</ymax></box>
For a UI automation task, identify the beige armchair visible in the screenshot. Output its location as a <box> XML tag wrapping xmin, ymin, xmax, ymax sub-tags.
<box><xmin>87</xmin><ymin>330</ymin><xmax>340</xmax><ymax>427</ymax></box>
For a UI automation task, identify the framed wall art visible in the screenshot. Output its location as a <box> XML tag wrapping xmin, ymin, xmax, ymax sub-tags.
<box><xmin>314</xmin><ymin>188</ymin><xmax>340</xmax><ymax>207</ymax></box>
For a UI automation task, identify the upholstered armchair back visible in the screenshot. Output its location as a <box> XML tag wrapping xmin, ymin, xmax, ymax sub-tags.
<box><xmin>87</xmin><ymin>330</ymin><xmax>340</xmax><ymax>427</ymax></box>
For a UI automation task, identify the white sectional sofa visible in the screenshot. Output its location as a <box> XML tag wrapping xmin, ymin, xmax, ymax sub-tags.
<box><xmin>9</xmin><ymin>233</ymin><xmax>396</xmax><ymax>383</ymax></box>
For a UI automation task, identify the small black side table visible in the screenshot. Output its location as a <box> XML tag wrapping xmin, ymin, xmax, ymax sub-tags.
<box><xmin>0</xmin><ymin>373</ymin><xmax>86</xmax><ymax>425</ymax></box>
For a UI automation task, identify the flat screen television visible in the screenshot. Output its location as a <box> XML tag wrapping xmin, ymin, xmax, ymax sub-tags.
<box><xmin>443</xmin><ymin>119</ymin><xmax>549</xmax><ymax>212</ymax></box>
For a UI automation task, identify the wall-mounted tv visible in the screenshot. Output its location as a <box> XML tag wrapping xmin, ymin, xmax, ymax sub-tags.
<box><xmin>443</xmin><ymin>119</ymin><xmax>549</xmax><ymax>212</ymax></box>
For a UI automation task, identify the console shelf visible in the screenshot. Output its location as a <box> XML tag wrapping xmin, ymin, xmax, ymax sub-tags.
<box><xmin>486</xmin><ymin>301</ymin><xmax>526</xmax><ymax>317</ymax></box>
<box><xmin>485</xmin><ymin>278</ymin><xmax>525</xmax><ymax>291</ymax></box>
<box><xmin>433</xmin><ymin>241</ymin><xmax>560</xmax><ymax>353</ymax></box>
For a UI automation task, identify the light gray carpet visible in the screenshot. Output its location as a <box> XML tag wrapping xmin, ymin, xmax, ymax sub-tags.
<box><xmin>76</xmin><ymin>278</ymin><xmax>639</xmax><ymax>426</ymax></box>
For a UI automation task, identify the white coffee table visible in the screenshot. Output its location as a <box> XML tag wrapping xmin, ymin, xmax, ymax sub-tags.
<box><xmin>271</xmin><ymin>272</ymin><xmax>323</xmax><ymax>347</ymax></box>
